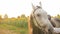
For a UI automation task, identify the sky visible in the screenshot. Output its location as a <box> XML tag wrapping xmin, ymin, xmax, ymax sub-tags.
<box><xmin>0</xmin><ymin>0</ymin><xmax>60</xmax><ymax>18</ymax></box>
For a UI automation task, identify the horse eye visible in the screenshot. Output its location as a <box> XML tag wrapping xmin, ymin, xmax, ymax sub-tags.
<box><xmin>37</xmin><ymin>14</ymin><xmax>41</xmax><ymax>17</ymax></box>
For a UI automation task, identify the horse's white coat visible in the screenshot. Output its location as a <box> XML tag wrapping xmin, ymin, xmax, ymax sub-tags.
<box><xmin>32</xmin><ymin>3</ymin><xmax>60</xmax><ymax>33</ymax></box>
<box><xmin>32</xmin><ymin>7</ymin><xmax>53</xmax><ymax>31</ymax></box>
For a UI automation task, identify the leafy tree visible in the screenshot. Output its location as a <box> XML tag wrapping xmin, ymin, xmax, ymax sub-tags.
<box><xmin>57</xmin><ymin>14</ymin><xmax>60</xmax><ymax>19</ymax></box>
<box><xmin>17</xmin><ymin>16</ymin><xmax>20</xmax><ymax>20</ymax></box>
<box><xmin>21</xmin><ymin>14</ymin><xmax>26</xmax><ymax>18</ymax></box>
<box><xmin>4</xmin><ymin>14</ymin><xmax>8</xmax><ymax>19</ymax></box>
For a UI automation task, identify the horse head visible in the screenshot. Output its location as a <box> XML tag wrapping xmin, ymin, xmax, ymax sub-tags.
<box><xmin>30</xmin><ymin>2</ymin><xmax>60</xmax><ymax>34</ymax></box>
<box><xmin>31</xmin><ymin>2</ymin><xmax>54</xmax><ymax>30</ymax></box>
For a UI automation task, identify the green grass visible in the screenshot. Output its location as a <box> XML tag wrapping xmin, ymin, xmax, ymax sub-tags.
<box><xmin>0</xmin><ymin>24</ymin><xmax>17</xmax><ymax>30</ymax></box>
<box><xmin>0</xmin><ymin>22</ymin><xmax>28</xmax><ymax>34</ymax></box>
<box><xmin>0</xmin><ymin>18</ymin><xmax>28</xmax><ymax>34</ymax></box>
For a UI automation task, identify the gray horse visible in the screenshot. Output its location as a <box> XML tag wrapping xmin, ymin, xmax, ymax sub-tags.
<box><xmin>48</xmin><ymin>15</ymin><xmax>60</xmax><ymax>28</ymax></box>
<box><xmin>30</xmin><ymin>2</ymin><xmax>60</xmax><ymax>34</ymax></box>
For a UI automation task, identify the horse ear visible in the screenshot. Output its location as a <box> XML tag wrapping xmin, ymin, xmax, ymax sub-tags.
<box><xmin>39</xmin><ymin>1</ymin><xmax>42</xmax><ymax>8</ymax></box>
<box><xmin>32</xmin><ymin>3</ymin><xmax>36</xmax><ymax>10</ymax></box>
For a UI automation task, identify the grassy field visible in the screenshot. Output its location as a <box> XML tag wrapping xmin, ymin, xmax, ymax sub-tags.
<box><xmin>0</xmin><ymin>18</ymin><xmax>28</xmax><ymax>34</ymax></box>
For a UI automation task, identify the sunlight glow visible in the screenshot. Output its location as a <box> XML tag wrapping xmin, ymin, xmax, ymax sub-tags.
<box><xmin>0</xmin><ymin>0</ymin><xmax>60</xmax><ymax>18</ymax></box>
